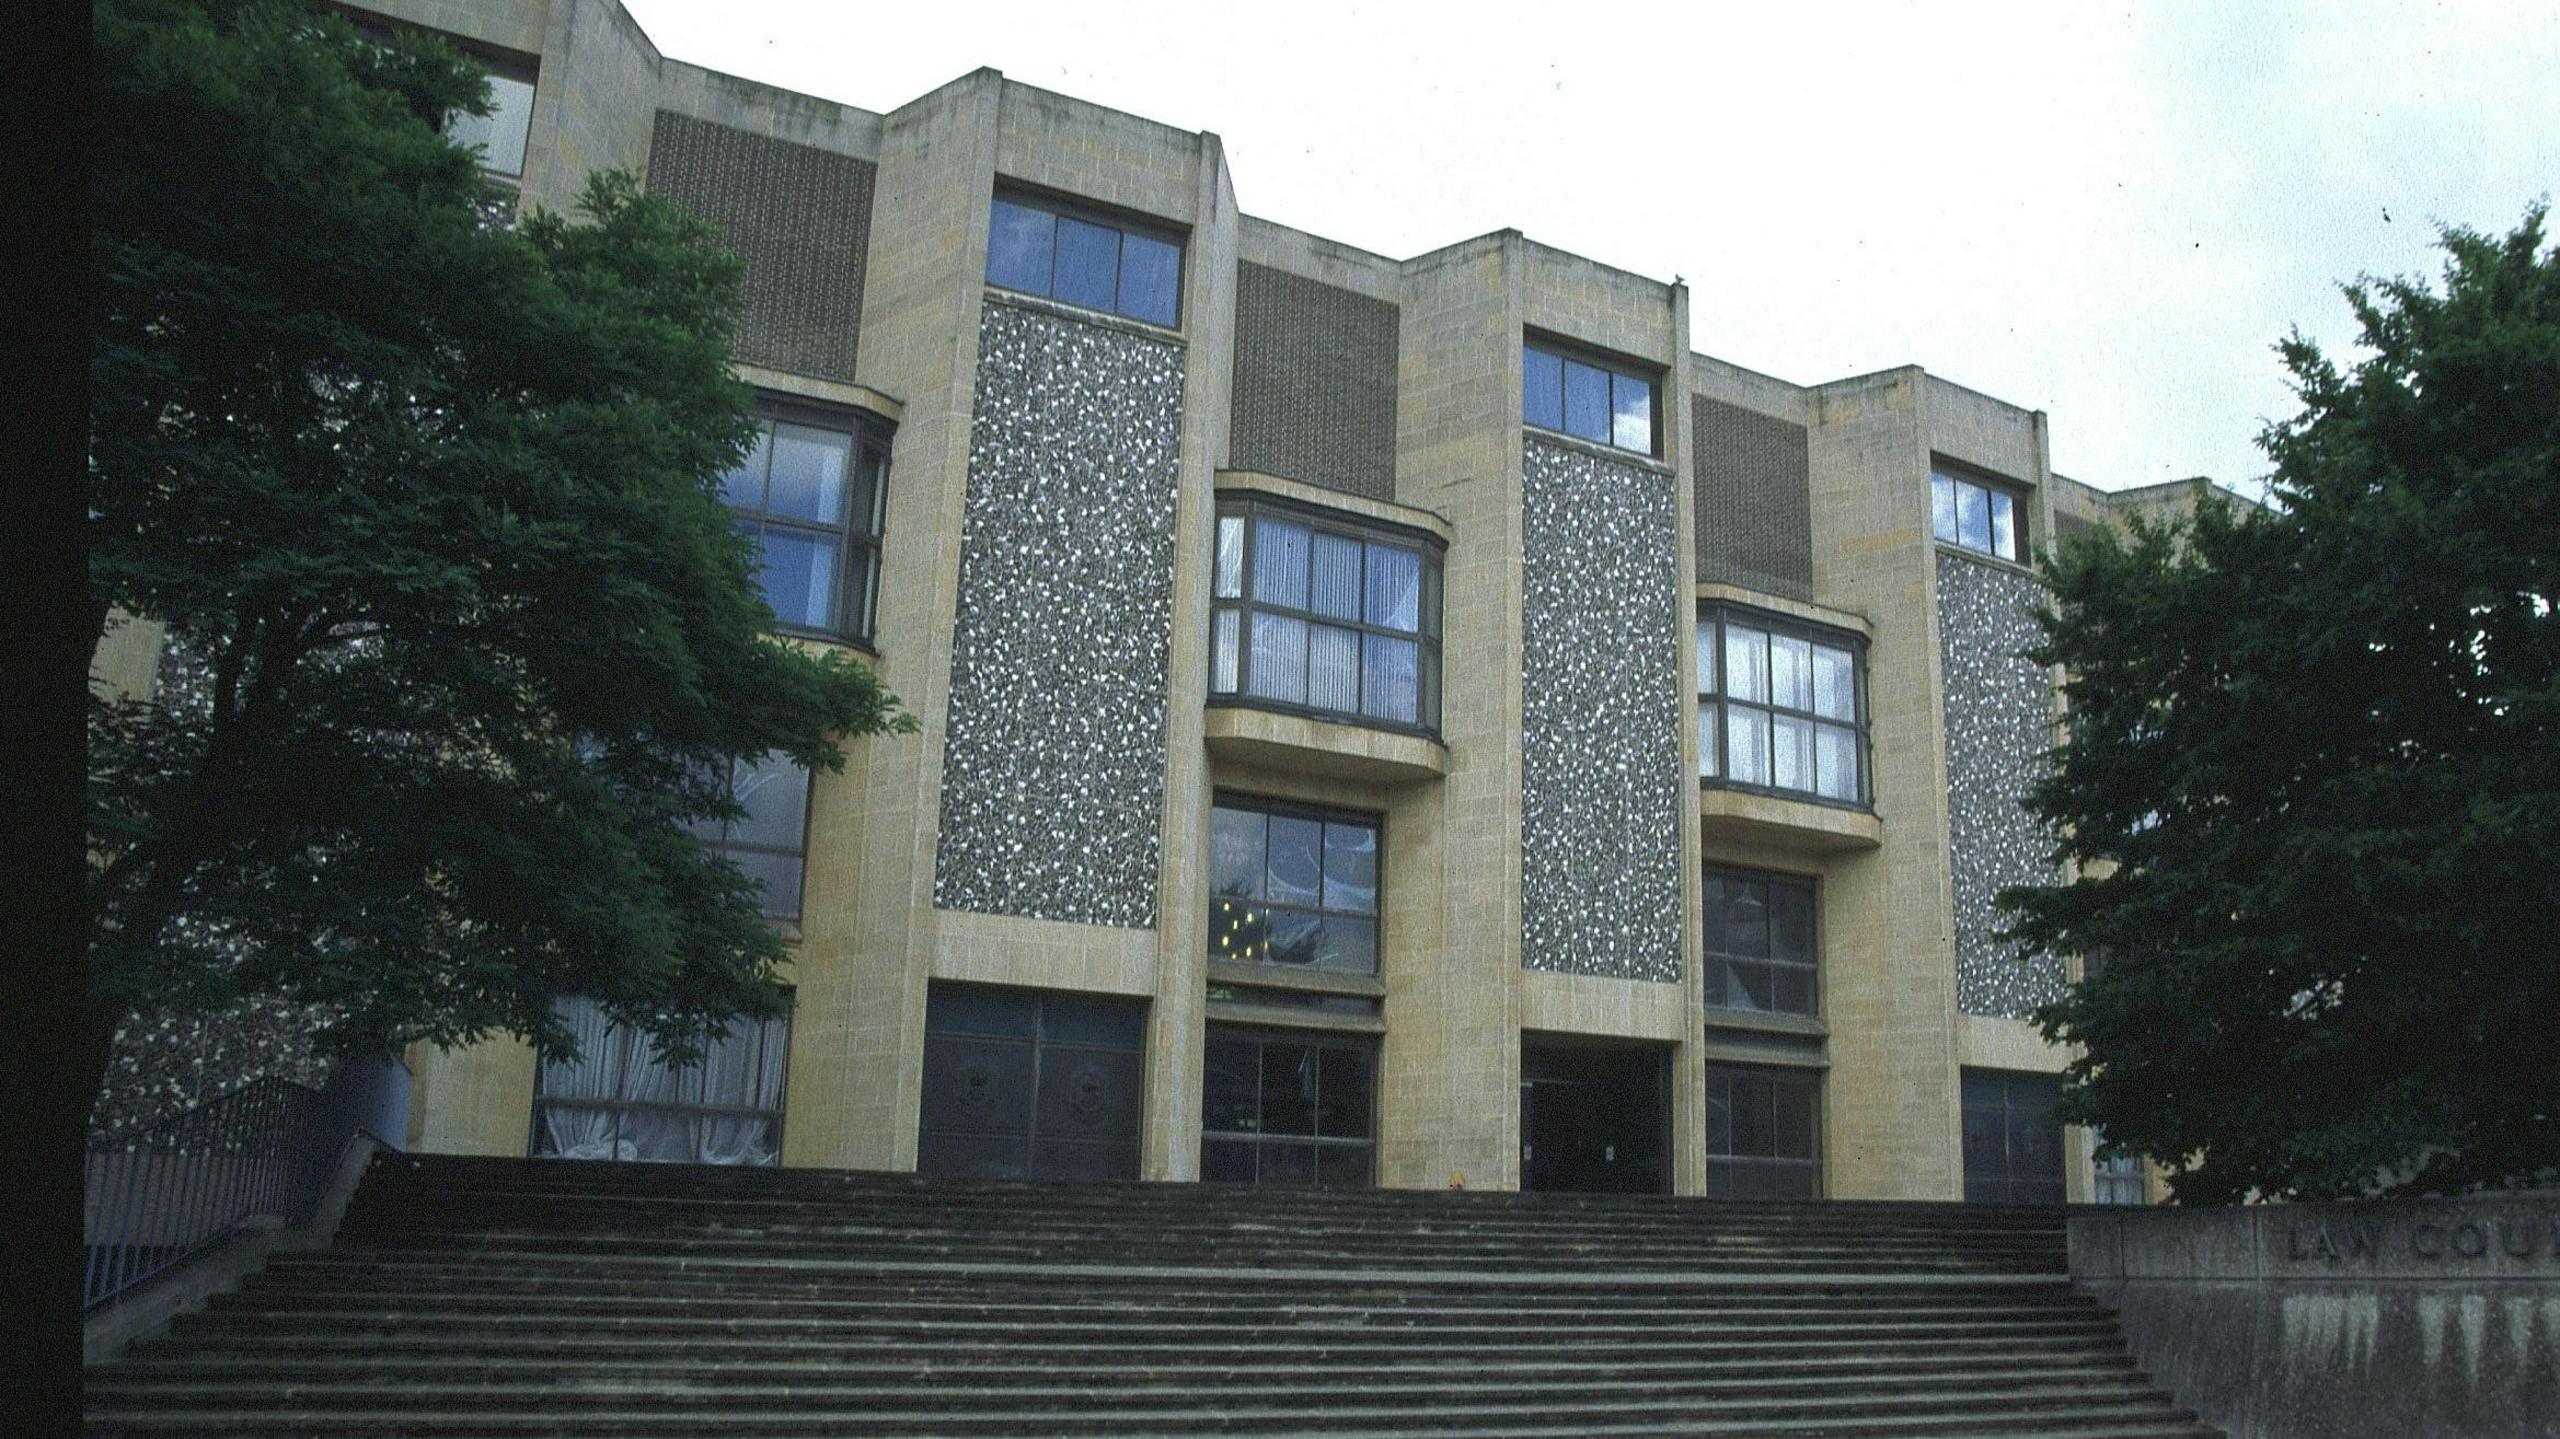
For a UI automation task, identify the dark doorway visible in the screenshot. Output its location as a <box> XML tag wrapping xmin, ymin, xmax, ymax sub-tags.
<box><xmin>1961</xmin><ymin>1068</ymin><xmax>2066</xmax><ymax>1204</ymax></box>
<box><xmin>918</xmin><ymin>983</ymin><xmax>1146</xmax><ymax>1180</ymax></box>
<box><xmin>1520</xmin><ymin>1035</ymin><xmax>1670</xmax><ymax>1194</ymax></box>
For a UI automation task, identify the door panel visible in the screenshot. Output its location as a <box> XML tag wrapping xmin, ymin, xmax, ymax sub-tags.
<box><xmin>919</xmin><ymin>984</ymin><xmax>1146</xmax><ymax>1180</ymax></box>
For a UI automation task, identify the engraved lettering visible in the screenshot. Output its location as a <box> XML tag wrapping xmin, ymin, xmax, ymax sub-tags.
<box><xmin>2412</xmin><ymin>1223</ymin><xmax>2445</xmax><ymax>1259</ymax></box>
<box><xmin>2344</xmin><ymin>1223</ymin><xmax>2379</xmax><ymax>1261</ymax></box>
<box><xmin>2313</xmin><ymin>1226</ymin><xmax>2341</xmax><ymax>1262</ymax></box>
<box><xmin>2500</xmin><ymin>1221</ymin><xmax>2537</xmax><ymax>1260</ymax></box>
<box><xmin>2453</xmin><ymin>1223</ymin><xmax>2488</xmax><ymax>1259</ymax></box>
<box><xmin>2288</xmin><ymin>1223</ymin><xmax>2313</xmax><ymax>1261</ymax></box>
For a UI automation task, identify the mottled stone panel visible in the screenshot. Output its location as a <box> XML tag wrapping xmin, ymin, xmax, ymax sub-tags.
<box><xmin>1227</xmin><ymin>262</ymin><xmax>1399</xmax><ymax>501</ymax></box>
<box><xmin>1938</xmin><ymin>549</ymin><xmax>2068</xmax><ymax>1016</ymax></box>
<box><xmin>647</xmin><ymin>111</ymin><xmax>874</xmax><ymax>382</ymax></box>
<box><xmin>1692</xmin><ymin>396</ymin><xmax>1814</xmax><ymax>600</ymax></box>
<box><xmin>932</xmin><ymin>302</ymin><xmax>1184</xmax><ymax>928</ymax></box>
<box><xmin>1520</xmin><ymin>438</ymin><xmax>1685</xmax><ymax>981</ymax></box>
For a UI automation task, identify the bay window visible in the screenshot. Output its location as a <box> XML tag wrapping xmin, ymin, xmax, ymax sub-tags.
<box><xmin>1698</xmin><ymin>604</ymin><xmax>1868</xmax><ymax>806</ymax></box>
<box><xmin>1210</xmin><ymin>498</ymin><xmax>1442</xmax><ymax>734</ymax></box>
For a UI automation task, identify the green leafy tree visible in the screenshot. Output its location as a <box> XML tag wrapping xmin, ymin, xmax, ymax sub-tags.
<box><xmin>87</xmin><ymin>0</ymin><xmax>907</xmax><ymax>1114</ymax></box>
<box><xmin>2006</xmin><ymin>206</ymin><xmax>2559</xmax><ymax>1202</ymax></box>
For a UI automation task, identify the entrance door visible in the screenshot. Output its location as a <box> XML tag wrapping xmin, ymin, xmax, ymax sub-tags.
<box><xmin>1961</xmin><ymin>1068</ymin><xmax>2066</xmax><ymax>1204</ymax></box>
<box><xmin>1520</xmin><ymin>1036</ymin><xmax>1670</xmax><ymax>1194</ymax></box>
<box><xmin>918</xmin><ymin>983</ymin><xmax>1146</xmax><ymax>1180</ymax></box>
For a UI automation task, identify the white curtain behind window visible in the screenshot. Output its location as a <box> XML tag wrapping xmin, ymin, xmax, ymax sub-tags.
<box><xmin>538</xmin><ymin>997</ymin><xmax>787</xmax><ymax>1165</ymax></box>
<box><xmin>538</xmin><ymin>999</ymin><xmax>623</xmax><ymax>1160</ymax></box>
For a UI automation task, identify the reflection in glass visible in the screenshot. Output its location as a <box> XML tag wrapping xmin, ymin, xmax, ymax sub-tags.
<box><xmin>1523</xmin><ymin>346</ymin><xmax>1563</xmax><ymax>431</ymax></box>
<box><xmin>1117</xmin><ymin>230</ymin><xmax>1181</xmax><ymax>327</ymax></box>
<box><xmin>985</xmin><ymin>199</ymin><xmax>1055</xmax><ymax>294</ymax></box>
<box><xmin>1310</xmin><ymin>533</ymin><xmax>1362</xmax><ymax>620</ymax></box>
<box><xmin>1611</xmin><ymin>370</ymin><xmax>1652</xmax><ymax>451</ymax></box>
<box><xmin>1052</xmin><ymin>216</ymin><xmax>1121</xmax><ymax>311</ymax></box>
<box><xmin>1562</xmin><ymin>358</ymin><xmax>1611</xmax><ymax>440</ymax></box>
<box><xmin>1306</xmin><ymin>625</ymin><xmax>1361</xmax><ymax>713</ymax></box>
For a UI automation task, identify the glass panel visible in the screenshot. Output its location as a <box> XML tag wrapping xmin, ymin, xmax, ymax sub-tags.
<box><xmin>1247</xmin><ymin>613</ymin><xmax>1306</xmax><ymax>703</ymax></box>
<box><xmin>985</xmin><ymin>199</ymin><xmax>1055</xmax><ymax>294</ymax></box>
<box><xmin>1725</xmin><ymin>704</ymin><xmax>1771</xmax><ymax>786</ymax></box>
<box><xmin>1773</xmin><ymin>1078</ymin><xmax>1818</xmax><ymax>1160</ymax></box>
<box><xmin>1201</xmin><ymin>1137</ymin><xmax>1255</xmax><ymax>1182</ymax></box>
<box><xmin>1731</xmin><ymin>1072</ymin><xmax>1773</xmax><ymax>1155</ymax></box>
<box><xmin>1260</xmin><ymin>1141</ymin><xmax>1319</xmax><ymax>1186</ymax></box>
<box><xmin>1361</xmin><ymin>635</ymin><xmax>1418</xmax><ymax>724</ymax></box>
<box><xmin>1306</xmin><ymin>624</ymin><xmax>1361</xmax><ymax>713</ymax></box>
<box><xmin>925</xmin><ymin>986</ymin><xmax>1037</xmax><ymax>1039</ymax></box>
<box><xmin>1726</xmin><ymin>959</ymin><xmax>1772</xmax><ymax>1010</ymax></box>
<box><xmin>1316</xmin><ymin>1142</ymin><xmax>1372</xmax><ymax>1189</ymax></box>
<box><xmin>1931</xmin><ymin>471</ymin><xmax>1958</xmax><ymax>542</ymax></box>
<box><xmin>1322</xmin><ymin>822</ymin><xmax>1378</xmax><ymax>913</ymax></box>
<box><xmin>1209</xmin><ymin>806</ymin><xmax>1266</xmax><ymax>902</ymax></box>
<box><xmin>1310</xmin><ymin>533</ymin><xmax>1362</xmax><ymax>620</ymax></box>
<box><xmin>1705</xmin><ymin>1075</ymin><xmax>1732</xmax><ymax>1153</ymax></box>
<box><xmin>1117</xmin><ymin>229</ymin><xmax>1181</xmax><ymax>327</ymax></box>
<box><xmin>1772</xmin><ymin>713</ymin><xmax>1814</xmax><ymax>792</ymax></box>
<box><xmin>766</xmin><ymin>423</ymin><xmax>851</xmax><ymax>524</ymax></box>
<box><xmin>1523</xmin><ymin>346</ymin><xmax>1564</xmax><ymax>431</ymax></box>
<box><xmin>1811</xmin><ymin>645</ymin><xmax>1855</xmax><ymax>720</ymax></box>
<box><xmin>1704</xmin><ymin>951</ymin><xmax>1728</xmax><ymax>1006</ymax></box>
<box><xmin>721</xmin><ymin>425</ymin><xmax>770</xmax><ymax>509</ymax></box>
<box><xmin>1210</xmin><ymin>609</ymin><xmax>1239</xmax><ymax>692</ymax></box>
<box><xmin>1420</xmin><ymin>643</ymin><xmax>1441</xmax><ymax>731</ymax></box>
<box><xmin>1052</xmin><ymin>216</ymin><xmax>1120</xmax><ymax>311</ymax></box>
<box><xmin>1214</xmin><ymin>515</ymin><xmax>1244</xmax><ymax>598</ymax></box>
<box><xmin>1252</xmin><ymin>518</ymin><xmax>1310</xmax><ymax>608</ymax></box>
<box><xmin>1314</xmin><ymin>915</ymin><xmax>1376</xmax><ymax>974</ymax></box>
<box><xmin>731</xmin><ymin>847</ymin><xmax>801</xmax><ymax>918</ymax></box>
<box><xmin>1265</xmin><ymin>816</ymin><xmax>1323</xmax><ymax>907</ymax></box>
<box><xmin>1815</xmin><ymin>723</ymin><xmax>1860</xmax><ymax>801</ymax></box>
<box><xmin>1364</xmin><ymin>545</ymin><xmax>1421</xmax><ymax>632</ymax></box>
<box><xmin>1769</xmin><ymin>634</ymin><xmax>1813</xmax><ymax>712</ymax></box>
<box><xmin>852</xmin><ymin>447</ymin><xmax>888</xmax><ymax>537</ymax></box>
<box><xmin>1259</xmin><ymin>1045</ymin><xmax>1317</xmax><ymax>1136</ymax></box>
<box><xmin>1039</xmin><ymin>993</ymin><xmax>1146</xmax><ymax>1048</ymax></box>
<box><xmin>1959</xmin><ymin>480</ymin><xmax>1993</xmax><ymax>551</ymax></box>
<box><xmin>1697</xmin><ymin>705</ymin><xmax>1718</xmax><ymax>779</ymax></box>
<box><xmin>1562</xmin><ymin>359</ymin><xmax>1610</xmax><ymax>441</ymax></box>
<box><xmin>1990</xmin><ymin>488</ymin><xmax>2017</xmax><ymax>559</ymax></box>
<box><xmin>1265</xmin><ymin>910</ymin><xmax>1321</xmax><ymax>965</ymax></box>
<box><xmin>1719</xmin><ymin>875</ymin><xmax>1769</xmax><ymax>958</ymax></box>
<box><xmin>1610</xmin><ymin>371</ymin><xmax>1652</xmax><ymax>451</ymax></box>
<box><xmin>755</xmin><ymin>527</ymin><xmax>838</xmax><ymax>630</ymax></box>
<box><xmin>1316</xmin><ymin>1047</ymin><xmax>1374</xmax><ymax>1138</ymax></box>
<box><xmin>728</xmin><ymin>754</ymin><xmax>808</xmax><ymax>849</ymax></box>
<box><xmin>1421</xmin><ymin>557</ymin><xmax>1442</xmax><ymax>639</ymax></box>
<box><xmin>1034</xmin><ymin>1052</ymin><xmax>1143</xmax><ymax>1142</ymax></box>
<box><xmin>1211</xmin><ymin>894</ymin><xmax>1269</xmax><ymax>963</ymax></box>
<box><xmin>447</xmin><ymin>72</ymin><xmax>537</xmax><ymax>177</ymax></box>
<box><xmin>1694</xmin><ymin>619</ymin><xmax>1717</xmax><ymax>696</ymax></box>
<box><xmin>1772</xmin><ymin>966</ymin><xmax>1814</xmax><ymax>1015</ymax></box>
<box><xmin>1770</xmin><ymin>881</ymin><xmax>1814</xmax><ymax>964</ymax></box>
<box><xmin>1725</xmin><ymin>626</ymin><xmax>1770</xmax><ymax>703</ymax></box>
<box><xmin>843</xmin><ymin>547</ymin><xmax>877</xmax><ymax>641</ymax></box>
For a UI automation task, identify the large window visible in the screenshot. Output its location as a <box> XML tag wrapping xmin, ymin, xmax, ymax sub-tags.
<box><xmin>1697</xmin><ymin>605</ymin><xmax>1867</xmax><ymax>805</ymax></box>
<box><xmin>721</xmin><ymin>410</ymin><xmax>891</xmax><ymax>643</ymax></box>
<box><xmin>1705</xmin><ymin>867</ymin><xmax>1817</xmax><ymax>1015</ymax></box>
<box><xmin>445</xmin><ymin>64</ymin><xmax>538</xmax><ymax>179</ymax></box>
<box><xmin>1706</xmin><ymin>1065</ymin><xmax>1822</xmax><ymax>1199</ymax></box>
<box><xmin>1523</xmin><ymin>341</ymin><xmax>1657</xmax><ymax>454</ymax></box>
<box><xmin>532</xmin><ymin>996</ymin><xmax>789</xmax><ymax>1166</ymax></box>
<box><xmin>1210</xmin><ymin>499</ymin><xmax>1443</xmax><ymax>733</ymax></box>
<box><xmin>1931</xmin><ymin>467</ymin><xmax>2024</xmax><ymax>561</ymax></box>
<box><xmin>1961</xmin><ymin>1069</ymin><xmax>2067</xmax><ymax>1205</ymax></box>
<box><xmin>985</xmin><ymin>193</ymin><xmax>1183</xmax><ymax>328</ymax></box>
<box><xmin>2091</xmin><ymin>1129</ymin><xmax>2146</xmax><ymax>1205</ymax></box>
<box><xmin>1209</xmin><ymin>797</ymin><xmax>1380</xmax><ymax>974</ymax></box>
<box><xmin>691</xmin><ymin>753</ymin><xmax>811</xmax><ymax>921</ymax></box>
<box><xmin>1202</xmin><ymin>1028</ymin><xmax>1376</xmax><ymax>1188</ymax></box>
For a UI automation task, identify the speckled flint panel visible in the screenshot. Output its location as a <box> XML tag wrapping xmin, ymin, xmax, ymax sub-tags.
<box><xmin>932</xmin><ymin>301</ymin><xmax>1184</xmax><ymax>928</ymax></box>
<box><xmin>1937</xmin><ymin>549</ymin><xmax>2070</xmax><ymax>1016</ymax></box>
<box><xmin>1520</xmin><ymin>437</ymin><xmax>1686</xmax><ymax>981</ymax></box>
<box><xmin>646</xmin><ymin>112</ymin><xmax>874</xmax><ymax>382</ymax></box>
<box><xmin>1692</xmin><ymin>396</ymin><xmax>1814</xmax><ymax>601</ymax></box>
<box><xmin>1227</xmin><ymin>263</ymin><xmax>1398</xmax><ymax>501</ymax></box>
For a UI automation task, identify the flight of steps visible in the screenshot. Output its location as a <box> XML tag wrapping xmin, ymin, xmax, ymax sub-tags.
<box><xmin>86</xmin><ymin>1153</ymin><xmax>2218</xmax><ymax>1437</ymax></box>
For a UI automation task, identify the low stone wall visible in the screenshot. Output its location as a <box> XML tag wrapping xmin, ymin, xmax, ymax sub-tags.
<box><xmin>2070</xmin><ymin>1193</ymin><xmax>2559</xmax><ymax>1438</ymax></box>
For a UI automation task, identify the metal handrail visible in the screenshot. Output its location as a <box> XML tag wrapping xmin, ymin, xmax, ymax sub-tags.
<box><xmin>82</xmin><ymin>1075</ymin><xmax>336</xmax><ymax>1311</ymax></box>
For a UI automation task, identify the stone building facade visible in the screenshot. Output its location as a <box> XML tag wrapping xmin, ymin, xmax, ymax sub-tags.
<box><xmin>135</xmin><ymin>0</ymin><xmax>2209</xmax><ymax>1203</ymax></box>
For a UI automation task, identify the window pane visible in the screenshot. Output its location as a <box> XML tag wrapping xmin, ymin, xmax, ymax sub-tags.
<box><xmin>1611</xmin><ymin>371</ymin><xmax>1652</xmax><ymax>452</ymax></box>
<box><xmin>1316</xmin><ymin>1142</ymin><xmax>1371</xmax><ymax>1189</ymax></box>
<box><xmin>1248</xmin><ymin>613</ymin><xmax>1306</xmax><ymax>703</ymax></box>
<box><xmin>1770</xmin><ymin>881</ymin><xmax>1814</xmax><ymax>964</ymax></box>
<box><xmin>1052</xmin><ymin>216</ymin><xmax>1120</xmax><ymax>310</ymax></box>
<box><xmin>1726</xmin><ymin>704</ymin><xmax>1771</xmax><ymax>785</ymax></box>
<box><xmin>1697</xmin><ymin>705</ymin><xmax>1719</xmax><ymax>779</ymax></box>
<box><xmin>1725</xmin><ymin>626</ymin><xmax>1770</xmax><ymax>703</ymax></box>
<box><xmin>1259</xmin><ymin>1045</ymin><xmax>1317</xmax><ymax>1136</ymax></box>
<box><xmin>1706</xmin><ymin>1075</ymin><xmax>1732</xmax><ymax>1153</ymax></box>
<box><xmin>843</xmin><ymin>546</ymin><xmax>877</xmax><ymax>641</ymax></box>
<box><xmin>1360</xmin><ymin>635</ymin><xmax>1418</xmax><ymax>724</ymax></box>
<box><xmin>1315</xmin><ymin>915</ymin><xmax>1377</xmax><ymax>975</ymax></box>
<box><xmin>1212</xmin><ymin>894</ymin><xmax>1269</xmax><ymax>963</ymax></box>
<box><xmin>722</xmin><ymin>425</ymin><xmax>771</xmax><ymax>509</ymax></box>
<box><xmin>1316</xmin><ymin>1047</ymin><xmax>1374</xmax><ymax>1138</ymax></box>
<box><xmin>1931</xmin><ymin>471</ymin><xmax>1958</xmax><ymax>542</ymax></box>
<box><xmin>1307</xmin><ymin>624</ymin><xmax>1361</xmax><ymax>713</ymax></box>
<box><xmin>1214</xmin><ymin>516</ymin><xmax>1245</xmax><ymax>598</ymax></box>
<box><xmin>1252</xmin><ymin>518</ymin><xmax>1310</xmax><ymax>608</ymax></box>
<box><xmin>1364</xmin><ymin>545</ymin><xmax>1420</xmax><ymax>631</ymax></box>
<box><xmin>729</xmin><ymin>754</ymin><xmax>809</xmax><ymax>849</ymax></box>
<box><xmin>1772</xmin><ymin>966</ymin><xmax>1815</xmax><ymax>1015</ymax></box>
<box><xmin>1959</xmin><ymin>480</ymin><xmax>1993</xmax><ymax>551</ymax></box>
<box><xmin>1266</xmin><ymin>816</ymin><xmax>1323</xmax><ymax>907</ymax></box>
<box><xmin>1731</xmin><ymin>1073</ymin><xmax>1773</xmax><ymax>1154</ymax></box>
<box><xmin>1203</xmin><ymin>1038</ymin><xmax>1259</xmax><ymax>1133</ymax></box>
<box><xmin>447</xmin><ymin>72</ymin><xmax>537</xmax><ymax>177</ymax></box>
<box><xmin>1523</xmin><ymin>346</ymin><xmax>1564</xmax><ymax>431</ymax></box>
<box><xmin>731</xmin><ymin>846</ymin><xmax>802</xmax><ymax>918</ymax></box>
<box><xmin>1210</xmin><ymin>805</ymin><xmax>1265</xmax><ymax>902</ymax></box>
<box><xmin>1695</xmin><ymin>619</ymin><xmax>1717</xmax><ymax>696</ymax></box>
<box><xmin>1772</xmin><ymin>713</ymin><xmax>1813</xmax><ymax>792</ymax></box>
<box><xmin>1202</xmin><ymin>1137</ymin><xmax>1255</xmax><ymax>1182</ymax></box>
<box><xmin>1773</xmin><ymin>1078</ymin><xmax>1818</xmax><ymax>1160</ymax></box>
<box><xmin>1990</xmin><ymin>488</ymin><xmax>2017</xmax><ymax>559</ymax></box>
<box><xmin>766</xmin><ymin>423</ymin><xmax>852</xmax><ymax>525</ymax></box>
<box><xmin>852</xmin><ymin>447</ymin><xmax>888</xmax><ymax>538</ymax></box>
<box><xmin>1322</xmin><ymin>821</ymin><xmax>1378</xmax><ymax>913</ymax></box>
<box><xmin>1266</xmin><ymin>910</ymin><xmax>1321</xmax><ymax>965</ymax></box>
<box><xmin>1420</xmin><ymin>644</ymin><xmax>1441</xmax><ymax>730</ymax></box>
<box><xmin>1562</xmin><ymin>359</ymin><xmax>1610</xmax><ymax>441</ymax></box>
<box><xmin>1210</xmin><ymin>609</ymin><xmax>1240</xmax><ymax>692</ymax></box>
<box><xmin>756</xmin><ymin>527</ymin><xmax>839</xmax><ymax>630</ymax></box>
<box><xmin>1421</xmin><ymin>558</ymin><xmax>1442</xmax><ymax>639</ymax></box>
<box><xmin>1812</xmin><ymin>645</ymin><xmax>1855</xmax><ymax>720</ymax></box>
<box><xmin>1769</xmin><ymin>634</ymin><xmax>1813</xmax><ymax>712</ymax></box>
<box><xmin>1117</xmin><ymin>229</ymin><xmax>1181</xmax><ymax>326</ymax></box>
<box><xmin>1310</xmin><ymin>533</ymin><xmax>1362</xmax><ymax>620</ymax></box>
<box><xmin>986</xmin><ymin>199</ymin><xmax>1055</xmax><ymax>294</ymax></box>
<box><xmin>1704</xmin><ymin>950</ymin><xmax>1729</xmax><ymax>1006</ymax></box>
<box><xmin>1816</xmin><ymin>723</ymin><xmax>1860</xmax><ymax>802</ymax></box>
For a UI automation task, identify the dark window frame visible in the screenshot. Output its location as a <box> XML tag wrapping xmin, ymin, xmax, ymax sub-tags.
<box><xmin>1522</xmin><ymin>335</ymin><xmax>1662</xmax><ymax>457</ymax></box>
<box><xmin>984</xmin><ymin>186</ymin><xmax>1188</xmax><ymax>329</ymax></box>
<box><xmin>1697</xmin><ymin>603</ymin><xmax>1871</xmax><ymax>810</ymax></box>
<box><xmin>527</xmin><ymin>993</ymin><xmax>794</xmax><ymax>1166</ymax></box>
<box><xmin>1201</xmin><ymin>1025</ymin><xmax>1379</xmax><ymax>1188</ymax></box>
<box><xmin>1209</xmin><ymin>494</ymin><xmax>1445</xmax><ymax>738</ymax></box>
<box><xmin>721</xmin><ymin>398</ymin><xmax>893</xmax><ymax>649</ymax></box>
<box><xmin>1704</xmin><ymin>1062</ymin><xmax>1824</xmax><ymax>1199</ymax></box>
<box><xmin>1703</xmin><ymin>865</ymin><xmax>1820</xmax><ymax>1018</ymax></box>
<box><xmin>1930</xmin><ymin>463</ymin><xmax>2028</xmax><ymax>562</ymax></box>
<box><xmin>1208</xmin><ymin>792</ymin><xmax>1384</xmax><ymax>977</ymax></box>
<box><xmin>692</xmin><ymin>752</ymin><xmax>814</xmax><ymax>922</ymax></box>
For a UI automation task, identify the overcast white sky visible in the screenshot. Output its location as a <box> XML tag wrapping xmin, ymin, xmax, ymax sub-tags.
<box><xmin>623</xmin><ymin>0</ymin><xmax>2557</xmax><ymax>496</ymax></box>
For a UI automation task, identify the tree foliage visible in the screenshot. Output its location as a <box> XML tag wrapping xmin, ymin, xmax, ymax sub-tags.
<box><xmin>2006</xmin><ymin>207</ymin><xmax>2560</xmax><ymax>1202</ymax></box>
<box><xmin>88</xmin><ymin>0</ymin><xmax>907</xmax><ymax>1095</ymax></box>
